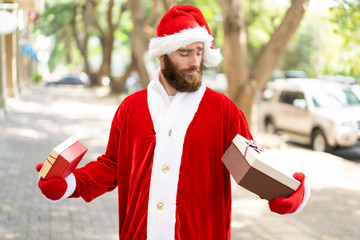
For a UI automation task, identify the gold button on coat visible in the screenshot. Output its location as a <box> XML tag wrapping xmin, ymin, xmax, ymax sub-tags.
<box><xmin>162</xmin><ymin>165</ymin><xmax>169</xmax><ymax>173</ymax></box>
<box><xmin>157</xmin><ymin>203</ymin><xmax>164</xmax><ymax>211</ymax></box>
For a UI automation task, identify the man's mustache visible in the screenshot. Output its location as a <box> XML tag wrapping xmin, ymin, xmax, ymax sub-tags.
<box><xmin>182</xmin><ymin>67</ymin><xmax>199</xmax><ymax>73</ymax></box>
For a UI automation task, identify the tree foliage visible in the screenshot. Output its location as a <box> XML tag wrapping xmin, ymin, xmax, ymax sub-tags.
<box><xmin>330</xmin><ymin>0</ymin><xmax>360</xmax><ymax>48</ymax></box>
<box><xmin>35</xmin><ymin>0</ymin><xmax>311</xmax><ymax>128</ymax></box>
<box><xmin>282</xmin><ymin>12</ymin><xmax>330</xmax><ymax>78</ymax></box>
<box><xmin>34</xmin><ymin>2</ymin><xmax>79</xmax><ymax>70</ymax></box>
<box><xmin>329</xmin><ymin>0</ymin><xmax>360</xmax><ymax>78</ymax></box>
<box><xmin>217</xmin><ymin>0</ymin><xmax>309</xmax><ymax>127</ymax></box>
<box><xmin>35</xmin><ymin>0</ymin><xmax>129</xmax><ymax>86</ymax></box>
<box><xmin>243</xmin><ymin>0</ymin><xmax>287</xmax><ymax>65</ymax></box>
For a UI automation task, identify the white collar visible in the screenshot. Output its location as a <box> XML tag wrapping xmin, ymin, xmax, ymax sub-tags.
<box><xmin>146</xmin><ymin>68</ymin><xmax>206</xmax><ymax>240</ymax></box>
<box><xmin>147</xmin><ymin>68</ymin><xmax>206</xmax><ymax>133</ymax></box>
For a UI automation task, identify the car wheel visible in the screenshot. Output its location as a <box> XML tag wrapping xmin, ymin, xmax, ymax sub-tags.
<box><xmin>265</xmin><ymin>118</ymin><xmax>276</xmax><ymax>134</ymax></box>
<box><xmin>312</xmin><ymin>129</ymin><xmax>329</xmax><ymax>152</ymax></box>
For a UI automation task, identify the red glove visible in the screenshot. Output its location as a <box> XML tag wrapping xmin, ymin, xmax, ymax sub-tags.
<box><xmin>36</xmin><ymin>163</ymin><xmax>76</xmax><ymax>201</ymax></box>
<box><xmin>269</xmin><ymin>172</ymin><xmax>310</xmax><ymax>215</ymax></box>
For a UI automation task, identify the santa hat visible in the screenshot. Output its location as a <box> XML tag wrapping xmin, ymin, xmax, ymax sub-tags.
<box><xmin>149</xmin><ymin>5</ymin><xmax>222</xmax><ymax>67</ymax></box>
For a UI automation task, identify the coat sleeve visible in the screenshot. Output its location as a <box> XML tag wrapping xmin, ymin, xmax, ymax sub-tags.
<box><xmin>70</xmin><ymin>105</ymin><xmax>123</xmax><ymax>202</ymax></box>
<box><xmin>229</xmin><ymin>100</ymin><xmax>253</xmax><ymax>142</ymax></box>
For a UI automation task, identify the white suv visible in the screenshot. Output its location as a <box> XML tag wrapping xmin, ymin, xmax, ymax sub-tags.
<box><xmin>259</xmin><ymin>78</ymin><xmax>360</xmax><ymax>152</ymax></box>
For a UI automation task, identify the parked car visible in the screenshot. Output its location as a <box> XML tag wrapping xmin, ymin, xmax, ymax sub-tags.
<box><xmin>284</xmin><ymin>70</ymin><xmax>307</xmax><ymax>79</ymax></box>
<box><xmin>321</xmin><ymin>75</ymin><xmax>356</xmax><ymax>85</ymax></box>
<box><xmin>259</xmin><ymin>78</ymin><xmax>360</xmax><ymax>152</ymax></box>
<box><xmin>45</xmin><ymin>72</ymin><xmax>90</xmax><ymax>86</ymax></box>
<box><xmin>351</xmin><ymin>84</ymin><xmax>360</xmax><ymax>100</ymax></box>
<box><xmin>202</xmin><ymin>70</ymin><xmax>228</xmax><ymax>93</ymax></box>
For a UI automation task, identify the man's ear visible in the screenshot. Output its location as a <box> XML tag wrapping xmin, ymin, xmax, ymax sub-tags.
<box><xmin>159</xmin><ymin>55</ymin><xmax>165</xmax><ymax>68</ymax></box>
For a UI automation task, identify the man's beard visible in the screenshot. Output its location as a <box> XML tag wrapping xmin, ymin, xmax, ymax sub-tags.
<box><xmin>161</xmin><ymin>55</ymin><xmax>204</xmax><ymax>93</ymax></box>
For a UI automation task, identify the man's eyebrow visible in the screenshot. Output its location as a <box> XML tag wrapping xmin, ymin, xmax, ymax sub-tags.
<box><xmin>178</xmin><ymin>47</ymin><xmax>204</xmax><ymax>52</ymax></box>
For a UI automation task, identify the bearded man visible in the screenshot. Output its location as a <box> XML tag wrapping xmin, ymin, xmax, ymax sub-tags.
<box><xmin>36</xmin><ymin>5</ymin><xmax>310</xmax><ymax>240</ymax></box>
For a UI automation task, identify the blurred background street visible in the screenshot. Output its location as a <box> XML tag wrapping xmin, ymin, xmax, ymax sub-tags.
<box><xmin>1</xmin><ymin>0</ymin><xmax>360</xmax><ymax>239</ymax></box>
<box><xmin>1</xmin><ymin>85</ymin><xmax>359</xmax><ymax>240</ymax></box>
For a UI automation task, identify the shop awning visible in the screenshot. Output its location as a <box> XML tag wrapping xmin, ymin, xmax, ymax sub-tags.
<box><xmin>21</xmin><ymin>43</ymin><xmax>39</xmax><ymax>62</ymax></box>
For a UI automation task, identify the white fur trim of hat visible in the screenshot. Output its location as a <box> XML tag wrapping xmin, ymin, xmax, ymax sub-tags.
<box><xmin>148</xmin><ymin>5</ymin><xmax>222</xmax><ymax>67</ymax></box>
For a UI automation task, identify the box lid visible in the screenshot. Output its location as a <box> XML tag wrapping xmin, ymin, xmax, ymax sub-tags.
<box><xmin>232</xmin><ymin>134</ymin><xmax>300</xmax><ymax>190</ymax></box>
<box><xmin>49</xmin><ymin>136</ymin><xmax>78</xmax><ymax>159</ymax></box>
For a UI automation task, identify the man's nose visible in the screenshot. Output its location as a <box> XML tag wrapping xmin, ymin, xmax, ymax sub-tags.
<box><xmin>188</xmin><ymin>53</ymin><xmax>201</xmax><ymax>68</ymax></box>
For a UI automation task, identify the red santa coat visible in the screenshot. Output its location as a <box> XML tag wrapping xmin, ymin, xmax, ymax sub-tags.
<box><xmin>72</xmin><ymin>70</ymin><xmax>252</xmax><ymax>240</ymax></box>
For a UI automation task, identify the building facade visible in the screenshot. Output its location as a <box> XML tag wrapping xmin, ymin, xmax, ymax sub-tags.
<box><xmin>0</xmin><ymin>0</ymin><xmax>44</xmax><ymax>112</ymax></box>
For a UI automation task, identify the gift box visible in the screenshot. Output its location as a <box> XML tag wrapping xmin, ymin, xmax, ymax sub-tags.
<box><xmin>222</xmin><ymin>134</ymin><xmax>300</xmax><ymax>201</ymax></box>
<box><xmin>39</xmin><ymin>136</ymin><xmax>88</xmax><ymax>180</ymax></box>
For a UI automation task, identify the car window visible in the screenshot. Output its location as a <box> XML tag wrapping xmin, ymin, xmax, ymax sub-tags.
<box><xmin>279</xmin><ymin>91</ymin><xmax>305</xmax><ymax>105</ymax></box>
<box><xmin>311</xmin><ymin>87</ymin><xmax>360</xmax><ymax>108</ymax></box>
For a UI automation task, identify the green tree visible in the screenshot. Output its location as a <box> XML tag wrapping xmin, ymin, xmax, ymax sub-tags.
<box><xmin>34</xmin><ymin>2</ymin><xmax>78</xmax><ymax>70</ymax></box>
<box><xmin>219</xmin><ymin>0</ymin><xmax>310</xmax><ymax>126</ymax></box>
<box><xmin>330</xmin><ymin>0</ymin><xmax>360</xmax><ymax>78</ymax></box>
<box><xmin>37</xmin><ymin>0</ymin><xmax>311</xmax><ymax>121</ymax></box>
<box><xmin>282</xmin><ymin>12</ymin><xmax>331</xmax><ymax>78</ymax></box>
<box><xmin>35</xmin><ymin>0</ymin><xmax>128</xmax><ymax>86</ymax></box>
<box><xmin>331</xmin><ymin>0</ymin><xmax>360</xmax><ymax>48</ymax></box>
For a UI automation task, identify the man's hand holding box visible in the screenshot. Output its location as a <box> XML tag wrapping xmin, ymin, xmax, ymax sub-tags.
<box><xmin>36</xmin><ymin>136</ymin><xmax>87</xmax><ymax>201</ymax></box>
<box><xmin>222</xmin><ymin>134</ymin><xmax>310</xmax><ymax>215</ymax></box>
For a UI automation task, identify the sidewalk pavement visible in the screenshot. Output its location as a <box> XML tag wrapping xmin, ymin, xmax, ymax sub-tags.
<box><xmin>1</xmin><ymin>85</ymin><xmax>359</xmax><ymax>240</ymax></box>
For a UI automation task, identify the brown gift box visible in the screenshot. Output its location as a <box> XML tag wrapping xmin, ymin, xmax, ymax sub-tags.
<box><xmin>222</xmin><ymin>134</ymin><xmax>300</xmax><ymax>201</ymax></box>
